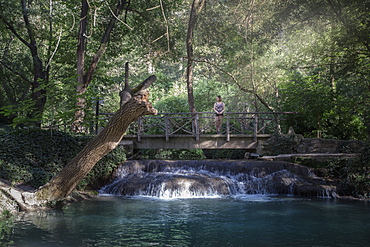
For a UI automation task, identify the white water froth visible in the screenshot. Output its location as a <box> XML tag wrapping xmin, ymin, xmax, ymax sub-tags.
<box><xmin>99</xmin><ymin>160</ymin><xmax>338</xmax><ymax>199</ymax></box>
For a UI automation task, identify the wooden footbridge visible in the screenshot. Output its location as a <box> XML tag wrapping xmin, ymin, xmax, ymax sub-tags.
<box><xmin>99</xmin><ymin>112</ymin><xmax>295</xmax><ymax>151</ymax></box>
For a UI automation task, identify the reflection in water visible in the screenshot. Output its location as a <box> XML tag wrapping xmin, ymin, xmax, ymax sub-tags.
<box><xmin>13</xmin><ymin>196</ymin><xmax>370</xmax><ymax>247</ymax></box>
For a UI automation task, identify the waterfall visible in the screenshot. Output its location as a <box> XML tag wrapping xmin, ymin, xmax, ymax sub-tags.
<box><xmin>99</xmin><ymin>160</ymin><xmax>339</xmax><ymax>199</ymax></box>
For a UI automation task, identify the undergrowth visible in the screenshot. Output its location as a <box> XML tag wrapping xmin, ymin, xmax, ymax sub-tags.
<box><xmin>0</xmin><ymin>129</ymin><xmax>368</xmax><ymax>199</ymax></box>
<box><xmin>0</xmin><ymin>210</ymin><xmax>14</xmax><ymax>246</ymax></box>
<box><xmin>294</xmin><ymin>146</ymin><xmax>370</xmax><ymax>199</ymax></box>
<box><xmin>139</xmin><ymin>148</ymin><xmax>247</xmax><ymax>160</ymax></box>
<box><xmin>140</xmin><ymin>149</ymin><xmax>206</xmax><ymax>159</ymax></box>
<box><xmin>0</xmin><ymin>129</ymin><xmax>126</xmax><ymax>191</ymax></box>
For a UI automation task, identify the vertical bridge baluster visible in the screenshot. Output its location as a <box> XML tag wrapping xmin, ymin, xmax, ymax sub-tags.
<box><xmin>165</xmin><ymin>114</ymin><xmax>169</xmax><ymax>141</ymax></box>
<box><xmin>195</xmin><ymin>113</ymin><xmax>199</xmax><ymax>141</ymax></box>
<box><xmin>137</xmin><ymin>117</ymin><xmax>142</xmax><ymax>142</ymax></box>
<box><xmin>226</xmin><ymin>114</ymin><xmax>230</xmax><ymax>142</ymax></box>
<box><xmin>254</xmin><ymin>114</ymin><xmax>258</xmax><ymax>142</ymax></box>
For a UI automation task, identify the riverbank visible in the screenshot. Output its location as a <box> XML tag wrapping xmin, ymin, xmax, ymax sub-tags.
<box><xmin>2</xmin><ymin>157</ymin><xmax>370</xmax><ymax>215</ymax></box>
<box><xmin>0</xmin><ymin>178</ymin><xmax>98</xmax><ymax>214</ymax></box>
<box><xmin>1</xmin><ymin>129</ymin><xmax>369</xmax><ymax>214</ymax></box>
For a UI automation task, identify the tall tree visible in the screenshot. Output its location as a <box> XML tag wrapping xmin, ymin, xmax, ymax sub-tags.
<box><xmin>184</xmin><ymin>0</ymin><xmax>277</xmax><ymax>112</ymax></box>
<box><xmin>0</xmin><ymin>0</ymin><xmax>56</xmax><ymax>125</ymax></box>
<box><xmin>245</xmin><ymin>0</ymin><xmax>369</xmax><ymax>138</ymax></box>
<box><xmin>73</xmin><ymin>0</ymin><xmax>130</xmax><ymax>132</ymax></box>
<box><xmin>186</xmin><ymin>0</ymin><xmax>206</xmax><ymax>113</ymax></box>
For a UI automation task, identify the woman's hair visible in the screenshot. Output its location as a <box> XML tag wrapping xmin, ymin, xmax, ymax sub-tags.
<box><xmin>217</xmin><ymin>95</ymin><xmax>222</xmax><ymax>99</ymax></box>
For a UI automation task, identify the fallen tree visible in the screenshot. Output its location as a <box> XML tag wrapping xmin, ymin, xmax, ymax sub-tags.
<box><xmin>0</xmin><ymin>73</ymin><xmax>158</xmax><ymax>211</ymax></box>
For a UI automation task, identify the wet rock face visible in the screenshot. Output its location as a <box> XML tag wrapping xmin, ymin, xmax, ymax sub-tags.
<box><xmin>0</xmin><ymin>189</ymin><xmax>19</xmax><ymax>214</ymax></box>
<box><xmin>100</xmin><ymin>160</ymin><xmax>340</xmax><ymax>199</ymax></box>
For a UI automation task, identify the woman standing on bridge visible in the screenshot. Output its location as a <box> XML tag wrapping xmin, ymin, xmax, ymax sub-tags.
<box><xmin>214</xmin><ymin>95</ymin><xmax>225</xmax><ymax>134</ymax></box>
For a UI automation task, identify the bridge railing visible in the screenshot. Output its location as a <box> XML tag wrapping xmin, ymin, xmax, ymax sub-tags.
<box><xmin>99</xmin><ymin>112</ymin><xmax>295</xmax><ymax>142</ymax></box>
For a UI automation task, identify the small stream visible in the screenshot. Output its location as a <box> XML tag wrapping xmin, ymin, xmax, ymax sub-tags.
<box><xmin>10</xmin><ymin>160</ymin><xmax>370</xmax><ymax>246</ymax></box>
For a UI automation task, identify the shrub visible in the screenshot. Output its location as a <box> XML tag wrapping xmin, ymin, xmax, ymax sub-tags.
<box><xmin>0</xmin><ymin>210</ymin><xmax>14</xmax><ymax>246</ymax></box>
<box><xmin>294</xmin><ymin>146</ymin><xmax>370</xmax><ymax>199</ymax></box>
<box><xmin>140</xmin><ymin>149</ymin><xmax>205</xmax><ymax>160</ymax></box>
<box><xmin>0</xmin><ymin>129</ymin><xmax>126</xmax><ymax>190</ymax></box>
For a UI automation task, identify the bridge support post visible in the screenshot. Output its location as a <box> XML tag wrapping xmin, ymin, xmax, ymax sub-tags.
<box><xmin>165</xmin><ymin>115</ymin><xmax>170</xmax><ymax>141</ymax></box>
<box><xmin>254</xmin><ymin>114</ymin><xmax>258</xmax><ymax>142</ymax></box>
<box><xmin>195</xmin><ymin>113</ymin><xmax>200</xmax><ymax>141</ymax></box>
<box><xmin>226</xmin><ymin>115</ymin><xmax>230</xmax><ymax>142</ymax></box>
<box><xmin>137</xmin><ymin>117</ymin><xmax>142</xmax><ymax>142</ymax></box>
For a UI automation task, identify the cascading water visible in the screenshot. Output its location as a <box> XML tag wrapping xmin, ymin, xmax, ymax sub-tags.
<box><xmin>100</xmin><ymin>160</ymin><xmax>339</xmax><ymax>199</ymax></box>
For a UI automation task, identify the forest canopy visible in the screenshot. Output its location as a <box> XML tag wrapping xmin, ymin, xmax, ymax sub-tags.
<box><xmin>1</xmin><ymin>0</ymin><xmax>369</xmax><ymax>140</ymax></box>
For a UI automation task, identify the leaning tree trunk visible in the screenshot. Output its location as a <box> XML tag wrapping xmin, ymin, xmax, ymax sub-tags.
<box><xmin>35</xmin><ymin>75</ymin><xmax>157</xmax><ymax>202</ymax></box>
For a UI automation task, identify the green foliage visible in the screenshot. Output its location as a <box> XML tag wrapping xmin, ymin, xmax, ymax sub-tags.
<box><xmin>140</xmin><ymin>149</ymin><xmax>205</xmax><ymax>160</ymax></box>
<box><xmin>0</xmin><ymin>210</ymin><xmax>14</xmax><ymax>246</ymax></box>
<box><xmin>154</xmin><ymin>96</ymin><xmax>188</xmax><ymax>113</ymax></box>
<box><xmin>279</xmin><ymin>68</ymin><xmax>367</xmax><ymax>140</ymax></box>
<box><xmin>202</xmin><ymin>149</ymin><xmax>247</xmax><ymax>160</ymax></box>
<box><xmin>194</xmin><ymin>78</ymin><xmax>228</xmax><ymax>112</ymax></box>
<box><xmin>293</xmin><ymin>143</ymin><xmax>370</xmax><ymax>199</ymax></box>
<box><xmin>0</xmin><ymin>129</ymin><xmax>77</xmax><ymax>186</ymax></box>
<box><xmin>0</xmin><ymin>99</ymin><xmax>43</xmax><ymax>128</ymax></box>
<box><xmin>1</xmin><ymin>0</ymin><xmax>370</xmax><ymax>142</ymax></box>
<box><xmin>279</xmin><ymin>70</ymin><xmax>334</xmax><ymax>137</ymax></box>
<box><xmin>0</xmin><ymin>129</ymin><xmax>125</xmax><ymax>190</ymax></box>
<box><xmin>42</xmin><ymin>75</ymin><xmax>79</xmax><ymax>130</ymax></box>
<box><xmin>324</xmin><ymin>156</ymin><xmax>370</xmax><ymax>199</ymax></box>
<box><xmin>147</xmin><ymin>68</ymin><xmax>182</xmax><ymax>104</ymax></box>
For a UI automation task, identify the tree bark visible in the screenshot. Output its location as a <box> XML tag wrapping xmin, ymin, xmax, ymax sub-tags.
<box><xmin>21</xmin><ymin>0</ymin><xmax>48</xmax><ymax>124</ymax></box>
<box><xmin>186</xmin><ymin>0</ymin><xmax>205</xmax><ymax>113</ymax></box>
<box><xmin>73</xmin><ymin>0</ymin><xmax>129</xmax><ymax>132</ymax></box>
<box><xmin>35</xmin><ymin>75</ymin><xmax>157</xmax><ymax>202</ymax></box>
<box><xmin>73</xmin><ymin>0</ymin><xmax>89</xmax><ymax>132</ymax></box>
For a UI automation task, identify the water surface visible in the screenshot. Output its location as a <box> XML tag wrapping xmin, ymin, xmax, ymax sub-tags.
<box><xmin>12</xmin><ymin>195</ymin><xmax>370</xmax><ymax>246</ymax></box>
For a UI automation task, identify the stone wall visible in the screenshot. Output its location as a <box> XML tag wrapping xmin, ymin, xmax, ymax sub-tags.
<box><xmin>258</xmin><ymin>127</ymin><xmax>365</xmax><ymax>156</ymax></box>
<box><xmin>296</xmin><ymin>138</ymin><xmax>364</xmax><ymax>154</ymax></box>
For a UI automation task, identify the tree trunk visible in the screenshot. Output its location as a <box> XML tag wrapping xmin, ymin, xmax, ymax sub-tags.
<box><xmin>73</xmin><ymin>0</ymin><xmax>129</xmax><ymax>132</ymax></box>
<box><xmin>0</xmin><ymin>1</ymin><xmax>51</xmax><ymax>126</ymax></box>
<box><xmin>23</xmin><ymin>0</ymin><xmax>48</xmax><ymax>126</ymax></box>
<box><xmin>73</xmin><ymin>0</ymin><xmax>89</xmax><ymax>132</ymax></box>
<box><xmin>35</xmin><ymin>75</ymin><xmax>157</xmax><ymax>202</ymax></box>
<box><xmin>186</xmin><ymin>0</ymin><xmax>205</xmax><ymax>113</ymax></box>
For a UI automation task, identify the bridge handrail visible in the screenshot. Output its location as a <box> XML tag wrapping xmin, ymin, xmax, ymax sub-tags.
<box><xmin>99</xmin><ymin>111</ymin><xmax>296</xmax><ymax>116</ymax></box>
<box><xmin>97</xmin><ymin>111</ymin><xmax>296</xmax><ymax>141</ymax></box>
